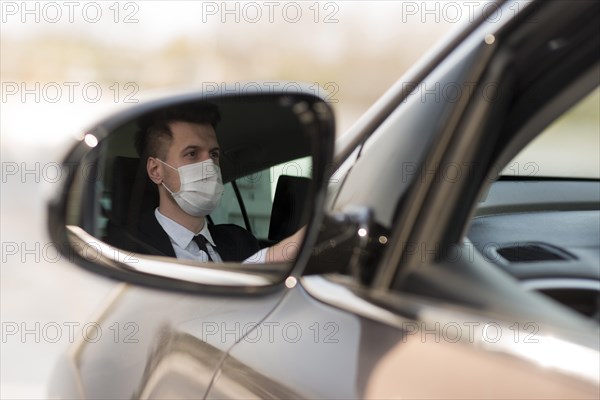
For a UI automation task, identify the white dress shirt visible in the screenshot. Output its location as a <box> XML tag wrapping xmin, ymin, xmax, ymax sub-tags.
<box><xmin>155</xmin><ymin>208</ymin><xmax>267</xmax><ymax>264</ymax></box>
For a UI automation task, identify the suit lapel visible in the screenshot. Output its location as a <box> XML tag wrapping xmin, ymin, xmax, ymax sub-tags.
<box><xmin>208</xmin><ymin>224</ymin><xmax>236</xmax><ymax>261</ymax></box>
<box><xmin>137</xmin><ymin>212</ymin><xmax>177</xmax><ymax>257</ymax></box>
<box><xmin>208</xmin><ymin>224</ymin><xmax>259</xmax><ymax>262</ymax></box>
<box><xmin>136</xmin><ymin>214</ymin><xmax>257</xmax><ymax>262</ymax></box>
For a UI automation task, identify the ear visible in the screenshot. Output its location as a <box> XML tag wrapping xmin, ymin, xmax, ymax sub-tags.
<box><xmin>147</xmin><ymin>157</ymin><xmax>162</xmax><ymax>184</ymax></box>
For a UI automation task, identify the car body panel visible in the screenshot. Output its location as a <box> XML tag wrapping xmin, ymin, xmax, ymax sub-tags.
<box><xmin>209</xmin><ymin>276</ymin><xmax>599</xmax><ymax>399</ymax></box>
<box><xmin>48</xmin><ymin>284</ymin><xmax>287</xmax><ymax>399</ymax></box>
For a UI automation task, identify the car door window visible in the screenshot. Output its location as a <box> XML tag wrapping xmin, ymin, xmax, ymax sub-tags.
<box><xmin>210</xmin><ymin>156</ymin><xmax>311</xmax><ymax>240</ymax></box>
<box><xmin>502</xmin><ymin>87</ymin><xmax>599</xmax><ymax>179</ymax></box>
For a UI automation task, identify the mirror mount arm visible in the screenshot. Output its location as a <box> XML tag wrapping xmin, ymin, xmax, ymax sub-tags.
<box><xmin>303</xmin><ymin>206</ymin><xmax>388</xmax><ymax>285</ymax></box>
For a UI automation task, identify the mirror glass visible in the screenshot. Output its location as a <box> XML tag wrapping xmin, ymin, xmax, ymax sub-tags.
<box><xmin>58</xmin><ymin>93</ymin><xmax>333</xmax><ymax>288</ymax></box>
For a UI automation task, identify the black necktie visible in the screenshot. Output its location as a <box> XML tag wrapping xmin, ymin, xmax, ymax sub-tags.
<box><xmin>192</xmin><ymin>235</ymin><xmax>213</xmax><ymax>262</ymax></box>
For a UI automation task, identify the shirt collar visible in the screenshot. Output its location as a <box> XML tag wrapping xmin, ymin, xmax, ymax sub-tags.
<box><xmin>154</xmin><ymin>208</ymin><xmax>217</xmax><ymax>249</ymax></box>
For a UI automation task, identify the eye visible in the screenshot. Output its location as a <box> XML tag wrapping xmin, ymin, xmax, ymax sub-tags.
<box><xmin>210</xmin><ymin>151</ymin><xmax>220</xmax><ymax>160</ymax></box>
<box><xmin>186</xmin><ymin>150</ymin><xmax>196</xmax><ymax>158</ymax></box>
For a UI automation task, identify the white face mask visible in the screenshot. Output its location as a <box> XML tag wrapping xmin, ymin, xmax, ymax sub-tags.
<box><xmin>157</xmin><ymin>158</ymin><xmax>224</xmax><ymax>217</ymax></box>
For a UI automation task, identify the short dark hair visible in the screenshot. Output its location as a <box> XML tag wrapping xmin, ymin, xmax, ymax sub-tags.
<box><xmin>134</xmin><ymin>102</ymin><xmax>221</xmax><ymax>161</ymax></box>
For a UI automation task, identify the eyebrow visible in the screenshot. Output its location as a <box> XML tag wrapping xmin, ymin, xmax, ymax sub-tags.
<box><xmin>180</xmin><ymin>145</ymin><xmax>220</xmax><ymax>155</ymax></box>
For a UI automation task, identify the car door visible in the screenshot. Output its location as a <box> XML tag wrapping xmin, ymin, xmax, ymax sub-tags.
<box><xmin>47</xmin><ymin>93</ymin><xmax>334</xmax><ymax>399</ymax></box>
<box><xmin>207</xmin><ymin>1</ymin><xmax>599</xmax><ymax>398</ymax></box>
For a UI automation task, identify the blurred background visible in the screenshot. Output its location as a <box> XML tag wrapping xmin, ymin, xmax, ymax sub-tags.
<box><xmin>1</xmin><ymin>1</ymin><xmax>459</xmax><ymax>397</ymax></box>
<box><xmin>1</xmin><ymin>1</ymin><xmax>597</xmax><ymax>398</ymax></box>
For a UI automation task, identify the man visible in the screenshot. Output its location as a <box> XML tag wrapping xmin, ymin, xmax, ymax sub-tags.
<box><xmin>132</xmin><ymin>102</ymin><xmax>303</xmax><ymax>263</ymax></box>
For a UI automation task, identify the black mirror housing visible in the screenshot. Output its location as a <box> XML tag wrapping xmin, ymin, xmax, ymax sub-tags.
<box><xmin>303</xmin><ymin>206</ymin><xmax>389</xmax><ymax>285</ymax></box>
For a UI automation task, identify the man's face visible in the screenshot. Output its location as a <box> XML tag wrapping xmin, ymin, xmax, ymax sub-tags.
<box><xmin>161</xmin><ymin>121</ymin><xmax>220</xmax><ymax>192</ymax></box>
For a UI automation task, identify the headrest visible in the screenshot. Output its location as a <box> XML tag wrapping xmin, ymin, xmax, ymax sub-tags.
<box><xmin>109</xmin><ymin>156</ymin><xmax>158</xmax><ymax>227</ymax></box>
<box><xmin>268</xmin><ymin>175</ymin><xmax>311</xmax><ymax>241</ymax></box>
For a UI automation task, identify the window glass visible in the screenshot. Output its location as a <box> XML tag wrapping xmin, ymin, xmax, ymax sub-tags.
<box><xmin>503</xmin><ymin>88</ymin><xmax>600</xmax><ymax>179</ymax></box>
<box><xmin>211</xmin><ymin>156</ymin><xmax>311</xmax><ymax>239</ymax></box>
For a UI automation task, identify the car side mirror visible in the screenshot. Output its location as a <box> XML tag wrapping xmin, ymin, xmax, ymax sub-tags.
<box><xmin>47</xmin><ymin>88</ymin><xmax>335</xmax><ymax>293</ymax></box>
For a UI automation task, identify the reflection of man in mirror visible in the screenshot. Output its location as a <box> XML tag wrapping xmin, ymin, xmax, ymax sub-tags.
<box><xmin>134</xmin><ymin>103</ymin><xmax>303</xmax><ymax>263</ymax></box>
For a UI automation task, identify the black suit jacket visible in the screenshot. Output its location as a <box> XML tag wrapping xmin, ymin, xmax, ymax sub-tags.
<box><xmin>111</xmin><ymin>211</ymin><xmax>261</xmax><ymax>262</ymax></box>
